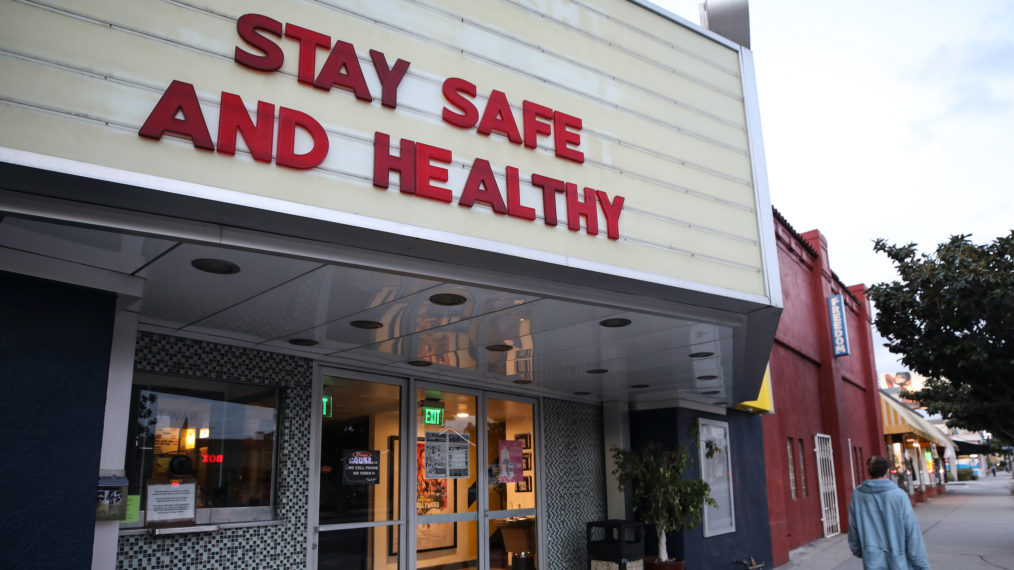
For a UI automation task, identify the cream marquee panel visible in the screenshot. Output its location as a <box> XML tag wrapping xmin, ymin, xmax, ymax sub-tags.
<box><xmin>0</xmin><ymin>0</ymin><xmax>770</xmax><ymax>298</ymax></box>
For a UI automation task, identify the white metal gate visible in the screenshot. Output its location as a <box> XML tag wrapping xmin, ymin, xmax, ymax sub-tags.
<box><xmin>815</xmin><ymin>434</ymin><xmax>841</xmax><ymax>537</ymax></box>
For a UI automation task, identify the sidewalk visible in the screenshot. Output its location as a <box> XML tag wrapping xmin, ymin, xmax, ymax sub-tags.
<box><xmin>780</xmin><ymin>471</ymin><xmax>1014</xmax><ymax>569</ymax></box>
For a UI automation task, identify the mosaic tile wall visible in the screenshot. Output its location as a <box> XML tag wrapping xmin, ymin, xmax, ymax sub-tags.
<box><xmin>544</xmin><ymin>398</ymin><xmax>607</xmax><ymax>568</ymax></box>
<box><xmin>117</xmin><ymin>332</ymin><xmax>313</xmax><ymax>570</ymax></box>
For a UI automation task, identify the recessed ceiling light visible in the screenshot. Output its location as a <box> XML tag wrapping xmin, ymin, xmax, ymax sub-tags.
<box><xmin>486</xmin><ymin>343</ymin><xmax>514</xmax><ymax>352</ymax></box>
<box><xmin>429</xmin><ymin>293</ymin><xmax>467</xmax><ymax>306</ymax></box>
<box><xmin>288</xmin><ymin>338</ymin><xmax>318</xmax><ymax>347</ymax></box>
<box><xmin>573</xmin><ymin>391</ymin><xmax>592</xmax><ymax>396</ymax></box>
<box><xmin>350</xmin><ymin>320</ymin><xmax>384</xmax><ymax>329</ymax></box>
<box><xmin>512</xmin><ymin>379</ymin><xmax>532</xmax><ymax>384</ymax></box>
<box><xmin>587</xmin><ymin>369</ymin><xmax>609</xmax><ymax>374</ymax></box>
<box><xmin>689</xmin><ymin>351</ymin><xmax>714</xmax><ymax>358</ymax></box>
<box><xmin>191</xmin><ymin>258</ymin><xmax>240</xmax><ymax>274</ymax></box>
<box><xmin>408</xmin><ymin>360</ymin><xmax>432</xmax><ymax>367</ymax></box>
<box><xmin>631</xmin><ymin>384</ymin><xmax>650</xmax><ymax>389</ymax></box>
<box><xmin>599</xmin><ymin>318</ymin><xmax>632</xmax><ymax>328</ymax></box>
<box><xmin>697</xmin><ymin>375</ymin><xmax>718</xmax><ymax>380</ymax></box>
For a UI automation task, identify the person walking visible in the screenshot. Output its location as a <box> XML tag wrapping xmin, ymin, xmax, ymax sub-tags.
<box><xmin>847</xmin><ymin>455</ymin><xmax>930</xmax><ymax>569</ymax></box>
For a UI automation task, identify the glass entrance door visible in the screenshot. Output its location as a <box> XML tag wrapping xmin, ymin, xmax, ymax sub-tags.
<box><xmin>315</xmin><ymin>375</ymin><xmax>403</xmax><ymax>569</ymax></box>
<box><xmin>485</xmin><ymin>397</ymin><xmax>537</xmax><ymax>570</ymax></box>
<box><xmin>412</xmin><ymin>387</ymin><xmax>479</xmax><ymax>569</ymax></box>
<box><xmin>312</xmin><ymin>375</ymin><xmax>539</xmax><ymax>570</ymax></box>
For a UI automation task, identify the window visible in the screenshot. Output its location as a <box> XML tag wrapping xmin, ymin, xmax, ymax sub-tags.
<box><xmin>123</xmin><ymin>373</ymin><xmax>279</xmax><ymax>525</ymax></box>
<box><xmin>699</xmin><ymin>418</ymin><xmax>735</xmax><ymax>536</ymax></box>
<box><xmin>787</xmin><ymin>438</ymin><xmax>796</xmax><ymax>499</ymax></box>
<box><xmin>852</xmin><ymin>446</ymin><xmax>863</xmax><ymax>486</ymax></box>
<box><xmin>797</xmin><ymin>439</ymin><xmax>808</xmax><ymax>498</ymax></box>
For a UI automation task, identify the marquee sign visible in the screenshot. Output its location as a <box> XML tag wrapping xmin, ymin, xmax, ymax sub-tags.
<box><xmin>0</xmin><ymin>0</ymin><xmax>774</xmax><ymax>299</ymax></box>
<box><xmin>138</xmin><ymin>14</ymin><xmax>625</xmax><ymax>240</ymax></box>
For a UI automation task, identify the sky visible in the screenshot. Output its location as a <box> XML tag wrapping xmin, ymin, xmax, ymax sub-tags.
<box><xmin>656</xmin><ymin>0</ymin><xmax>1014</xmax><ymax>371</ymax></box>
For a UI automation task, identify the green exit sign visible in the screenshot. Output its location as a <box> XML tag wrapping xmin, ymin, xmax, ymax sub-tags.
<box><xmin>423</xmin><ymin>406</ymin><xmax>444</xmax><ymax>426</ymax></box>
<box><xmin>322</xmin><ymin>395</ymin><xmax>333</xmax><ymax>418</ymax></box>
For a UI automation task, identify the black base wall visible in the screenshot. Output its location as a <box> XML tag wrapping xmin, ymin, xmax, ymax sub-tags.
<box><xmin>630</xmin><ymin>407</ymin><xmax>773</xmax><ymax>569</ymax></box>
<box><xmin>0</xmin><ymin>271</ymin><xmax>115</xmax><ymax>569</ymax></box>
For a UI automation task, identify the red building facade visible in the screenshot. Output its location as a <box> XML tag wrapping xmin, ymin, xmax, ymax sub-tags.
<box><xmin>764</xmin><ymin>210</ymin><xmax>886</xmax><ymax>566</ymax></box>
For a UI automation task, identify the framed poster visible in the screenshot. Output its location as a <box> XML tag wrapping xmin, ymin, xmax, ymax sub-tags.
<box><xmin>699</xmin><ymin>418</ymin><xmax>735</xmax><ymax>536</ymax></box>
<box><xmin>522</xmin><ymin>452</ymin><xmax>532</xmax><ymax>471</ymax></box>
<box><xmin>388</xmin><ymin>437</ymin><xmax>458</xmax><ymax>555</ymax></box>
<box><xmin>498</xmin><ymin>439</ymin><xmax>524</xmax><ymax>483</ymax></box>
<box><xmin>514</xmin><ymin>433</ymin><xmax>531</xmax><ymax>450</ymax></box>
<box><xmin>515</xmin><ymin>475</ymin><xmax>532</xmax><ymax>493</ymax></box>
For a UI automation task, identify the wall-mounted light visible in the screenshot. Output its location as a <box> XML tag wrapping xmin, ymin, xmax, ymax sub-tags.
<box><xmin>183</xmin><ymin>428</ymin><xmax>197</xmax><ymax>450</ymax></box>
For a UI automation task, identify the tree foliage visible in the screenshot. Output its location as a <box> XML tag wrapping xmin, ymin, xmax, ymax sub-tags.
<box><xmin>610</xmin><ymin>441</ymin><xmax>717</xmax><ymax>562</ymax></box>
<box><xmin>867</xmin><ymin>232</ymin><xmax>1014</xmax><ymax>442</ymax></box>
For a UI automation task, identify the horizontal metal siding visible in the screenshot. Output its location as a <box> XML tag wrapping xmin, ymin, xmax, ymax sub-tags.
<box><xmin>0</xmin><ymin>0</ymin><xmax>767</xmax><ymax>296</ymax></box>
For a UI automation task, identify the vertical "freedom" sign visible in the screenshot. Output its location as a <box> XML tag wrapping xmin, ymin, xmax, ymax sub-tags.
<box><xmin>827</xmin><ymin>295</ymin><xmax>851</xmax><ymax>357</ymax></box>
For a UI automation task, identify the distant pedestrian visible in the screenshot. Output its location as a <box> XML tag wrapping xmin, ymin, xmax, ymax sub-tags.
<box><xmin>991</xmin><ymin>465</ymin><xmax>996</xmax><ymax>477</ymax></box>
<box><xmin>848</xmin><ymin>455</ymin><xmax>930</xmax><ymax>569</ymax></box>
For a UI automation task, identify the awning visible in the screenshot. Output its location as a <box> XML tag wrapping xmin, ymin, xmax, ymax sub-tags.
<box><xmin>954</xmin><ymin>440</ymin><xmax>992</xmax><ymax>456</ymax></box>
<box><xmin>735</xmin><ymin>364</ymin><xmax>774</xmax><ymax>414</ymax></box>
<box><xmin>880</xmin><ymin>390</ymin><xmax>951</xmax><ymax>448</ymax></box>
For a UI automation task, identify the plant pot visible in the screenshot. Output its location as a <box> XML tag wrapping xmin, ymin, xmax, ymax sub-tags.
<box><xmin>645</xmin><ymin>557</ymin><xmax>685</xmax><ymax>570</ymax></box>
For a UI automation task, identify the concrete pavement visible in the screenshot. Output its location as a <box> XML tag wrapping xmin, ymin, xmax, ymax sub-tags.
<box><xmin>779</xmin><ymin>471</ymin><xmax>1014</xmax><ymax>569</ymax></box>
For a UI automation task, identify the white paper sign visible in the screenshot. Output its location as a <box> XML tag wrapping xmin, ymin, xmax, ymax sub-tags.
<box><xmin>146</xmin><ymin>482</ymin><xmax>196</xmax><ymax>524</ymax></box>
<box><xmin>424</xmin><ymin>431</ymin><xmax>470</xmax><ymax>479</ymax></box>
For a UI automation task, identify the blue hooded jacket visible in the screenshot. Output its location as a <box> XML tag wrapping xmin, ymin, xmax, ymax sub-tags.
<box><xmin>847</xmin><ymin>478</ymin><xmax>929</xmax><ymax>569</ymax></box>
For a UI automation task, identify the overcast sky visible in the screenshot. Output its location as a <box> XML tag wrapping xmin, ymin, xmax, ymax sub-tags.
<box><xmin>656</xmin><ymin>1</ymin><xmax>1014</xmax><ymax>371</ymax></box>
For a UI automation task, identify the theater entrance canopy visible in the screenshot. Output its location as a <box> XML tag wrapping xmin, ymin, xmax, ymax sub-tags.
<box><xmin>0</xmin><ymin>0</ymin><xmax>780</xmax><ymax>407</ymax></box>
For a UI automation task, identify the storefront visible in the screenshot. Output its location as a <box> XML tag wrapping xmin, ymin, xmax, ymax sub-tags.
<box><xmin>761</xmin><ymin>212</ymin><xmax>887</xmax><ymax>566</ymax></box>
<box><xmin>0</xmin><ymin>1</ymin><xmax>781</xmax><ymax>568</ymax></box>
<box><xmin>881</xmin><ymin>390</ymin><xmax>954</xmax><ymax>503</ymax></box>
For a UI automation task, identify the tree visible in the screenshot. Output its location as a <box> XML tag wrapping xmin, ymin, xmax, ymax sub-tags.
<box><xmin>867</xmin><ymin>232</ymin><xmax>1014</xmax><ymax>442</ymax></box>
<box><xmin>610</xmin><ymin>440</ymin><xmax>717</xmax><ymax>564</ymax></box>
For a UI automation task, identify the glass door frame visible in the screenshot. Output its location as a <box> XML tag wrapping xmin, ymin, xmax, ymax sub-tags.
<box><xmin>308</xmin><ymin>366</ymin><xmax>544</xmax><ymax>570</ymax></box>
<box><xmin>309</xmin><ymin>365</ymin><xmax>410</xmax><ymax>570</ymax></box>
<box><xmin>482</xmin><ymin>392</ymin><xmax>542</xmax><ymax>570</ymax></box>
<box><xmin>409</xmin><ymin>381</ymin><xmax>542</xmax><ymax>570</ymax></box>
<box><xmin>409</xmin><ymin>379</ymin><xmax>485</xmax><ymax>570</ymax></box>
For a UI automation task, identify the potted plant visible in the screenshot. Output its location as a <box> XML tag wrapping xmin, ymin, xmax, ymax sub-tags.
<box><xmin>610</xmin><ymin>440</ymin><xmax>717</xmax><ymax>569</ymax></box>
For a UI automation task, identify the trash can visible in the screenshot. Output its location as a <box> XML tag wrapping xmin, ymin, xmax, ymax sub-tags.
<box><xmin>587</xmin><ymin>520</ymin><xmax>644</xmax><ymax>570</ymax></box>
<box><xmin>512</xmin><ymin>551</ymin><xmax>535</xmax><ymax>570</ymax></box>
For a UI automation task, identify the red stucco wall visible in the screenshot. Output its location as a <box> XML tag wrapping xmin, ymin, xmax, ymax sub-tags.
<box><xmin>764</xmin><ymin>214</ymin><xmax>886</xmax><ymax>566</ymax></box>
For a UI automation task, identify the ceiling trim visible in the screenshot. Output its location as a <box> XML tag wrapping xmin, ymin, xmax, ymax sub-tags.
<box><xmin>0</xmin><ymin>247</ymin><xmax>143</xmax><ymax>299</ymax></box>
<box><xmin>0</xmin><ymin>185</ymin><xmax>748</xmax><ymax>328</ymax></box>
